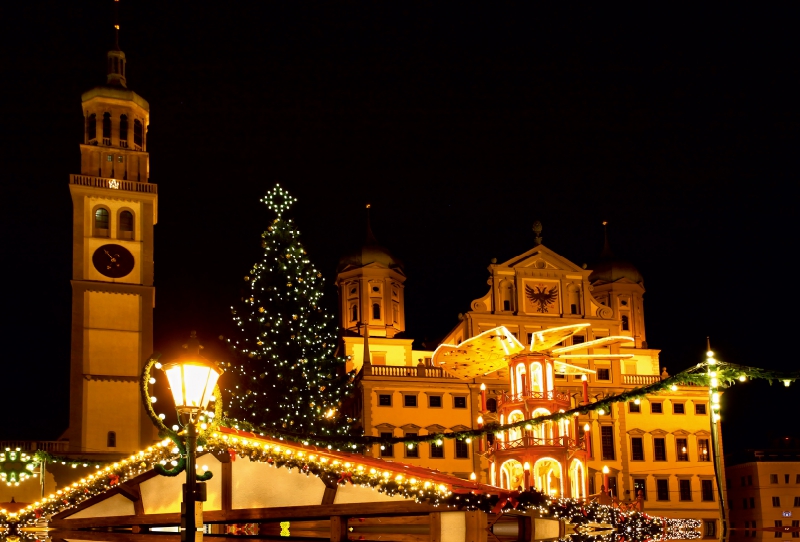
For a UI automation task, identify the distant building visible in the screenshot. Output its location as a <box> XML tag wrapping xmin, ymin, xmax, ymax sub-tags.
<box><xmin>726</xmin><ymin>441</ymin><xmax>800</xmax><ymax>541</ymax></box>
<box><xmin>340</xmin><ymin>220</ymin><xmax>723</xmax><ymax>531</ymax></box>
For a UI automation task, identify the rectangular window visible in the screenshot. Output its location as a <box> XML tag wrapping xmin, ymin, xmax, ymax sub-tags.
<box><xmin>673</xmin><ymin>402</ymin><xmax>685</xmax><ymax>414</ymax></box>
<box><xmin>750</xmin><ymin>497</ymin><xmax>755</xmax><ymax>508</ymax></box>
<box><xmin>430</xmin><ymin>441</ymin><xmax>444</xmax><ymax>459</ymax></box>
<box><xmin>676</xmin><ymin>438</ymin><xmax>689</xmax><ymax>461</ymax></box>
<box><xmin>702</xmin><ymin>479</ymin><xmax>715</xmax><ymax>502</ymax></box>
<box><xmin>597</xmin><ymin>368</ymin><xmax>610</xmax><ymax>381</ymax></box>
<box><xmin>774</xmin><ymin>497</ymin><xmax>782</xmax><ymax>507</ymax></box>
<box><xmin>378</xmin><ymin>394</ymin><xmax>392</xmax><ymax>406</ymax></box>
<box><xmin>796</xmin><ymin>475</ymin><xmax>800</xmax><ymax>483</ymax></box>
<box><xmin>573</xmin><ymin>335</ymin><xmax>585</xmax><ymax>345</ymax></box>
<box><xmin>651</xmin><ymin>402</ymin><xmax>663</xmax><ymax>414</ymax></box>
<box><xmin>379</xmin><ymin>432</ymin><xmax>394</xmax><ymax>457</ymax></box>
<box><xmin>428</xmin><ymin>395</ymin><xmax>442</xmax><ymax>408</ymax></box>
<box><xmin>654</xmin><ymin>437</ymin><xmax>667</xmax><ymax>461</ymax></box>
<box><xmin>405</xmin><ymin>433</ymin><xmax>419</xmax><ymax>458</ymax></box>
<box><xmin>608</xmin><ymin>476</ymin><xmax>618</xmax><ymax>498</ymax></box>
<box><xmin>705</xmin><ymin>520</ymin><xmax>717</xmax><ymax>539</ymax></box>
<box><xmin>631</xmin><ymin>437</ymin><xmax>644</xmax><ymax>461</ymax></box>
<box><xmin>695</xmin><ymin>403</ymin><xmax>707</xmax><ymax>415</ymax></box>
<box><xmin>455</xmin><ymin>439</ymin><xmax>469</xmax><ymax>459</ymax></box>
<box><xmin>656</xmin><ymin>479</ymin><xmax>669</xmax><ymax>501</ymax></box>
<box><xmin>794</xmin><ymin>496</ymin><xmax>800</xmax><ymax>507</ymax></box>
<box><xmin>775</xmin><ymin>520</ymin><xmax>783</xmax><ymax>538</ymax></box>
<box><xmin>453</xmin><ymin>396</ymin><xmax>467</xmax><ymax>409</ymax></box>
<box><xmin>786</xmin><ymin>474</ymin><xmax>791</xmax><ymax>484</ymax></box>
<box><xmin>629</xmin><ymin>401</ymin><xmax>641</xmax><ymax>413</ymax></box>
<box><xmin>403</xmin><ymin>394</ymin><xmax>417</xmax><ymax>407</ymax></box>
<box><xmin>633</xmin><ymin>478</ymin><xmax>647</xmax><ymax>500</ymax></box>
<box><xmin>601</xmin><ymin>426</ymin><xmax>615</xmax><ymax>460</ymax></box>
<box><xmin>679</xmin><ymin>479</ymin><xmax>692</xmax><ymax>501</ymax></box>
<box><xmin>792</xmin><ymin>521</ymin><xmax>799</xmax><ymax>538</ymax></box>
<box><xmin>698</xmin><ymin>439</ymin><xmax>711</xmax><ymax>461</ymax></box>
<box><xmin>772</xmin><ymin>474</ymin><xmax>780</xmax><ymax>484</ymax></box>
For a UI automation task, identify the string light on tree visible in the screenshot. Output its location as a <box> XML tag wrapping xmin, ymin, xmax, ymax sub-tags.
<box><xmin>223</xmin><ymin>185</ymin><xmax>357</xmax><ymax>439</ymax></box>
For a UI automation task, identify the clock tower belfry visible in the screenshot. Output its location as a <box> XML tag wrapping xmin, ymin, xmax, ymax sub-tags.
<box><xmin>68</xmin><ymin>28</ymin><xmax>157</xmax><ymax>454</ymax></box>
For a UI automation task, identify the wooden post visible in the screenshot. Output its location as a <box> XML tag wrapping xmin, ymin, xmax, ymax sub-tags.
<box><xmin>429</xmin><ymin>512</ymin><xmax>441</xmax><ymax>542</ymax></box>
<box><xmin>330</xmin><ymin>516</ymin><xmax>347</xmax><ymax>542</ymax></box>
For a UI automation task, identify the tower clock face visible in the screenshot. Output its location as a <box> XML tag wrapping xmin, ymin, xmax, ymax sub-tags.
<box><xmin>92</xmin><ymin>244</ymin><xmax>135</xmax><ymax>278</ymax></box>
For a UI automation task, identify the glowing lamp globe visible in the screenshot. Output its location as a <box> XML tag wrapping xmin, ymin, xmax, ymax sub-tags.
<box><xmin>163</xmin><ymin>332</ymin><xmax>222</xmax><ymax>414</ymax></box>
<box><xmin>163</xmin><ymin>358</ymin><xmax>220</xmax><ymax>413</ymax></box>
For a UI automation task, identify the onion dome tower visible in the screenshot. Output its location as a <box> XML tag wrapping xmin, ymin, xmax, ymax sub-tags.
<box><xmin>588</xmin><ymin>222</ymin><xmax>647</xmax><ymax>347</ymax></box>
<box><xmin>336</xmin><ymin>205</ymin><xmax>406</xmax><ymax>339</ymax></box>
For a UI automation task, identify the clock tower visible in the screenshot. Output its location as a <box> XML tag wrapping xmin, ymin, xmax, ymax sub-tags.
<box><xmin>68</xmin><ymin>29</ymin><xmax>157</xmax><ymax>454</ymax></box>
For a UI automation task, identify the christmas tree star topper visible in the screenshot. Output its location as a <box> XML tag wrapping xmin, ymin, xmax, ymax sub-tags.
<box><xmin>261</xmin><ymin>184</ymin><xmax>297</xmax><ymax>217</ymax></box>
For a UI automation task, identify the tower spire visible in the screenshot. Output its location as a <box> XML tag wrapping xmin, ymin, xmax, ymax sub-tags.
<box><xmin>365</xmin><ymin>203</ymin><xmax>377</xmax><ymax>245</ymax></box>
<box><xmin>600</xmin><ymin>220</ymin><xmax>613</xmax><ymax>258</ymax></box>
<box><xmin>106</xmin><ymin>0</ymin><xmax>127</xmax><ymax>87</ymax></box>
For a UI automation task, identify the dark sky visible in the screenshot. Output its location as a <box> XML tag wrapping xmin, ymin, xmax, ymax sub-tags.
<box><xmin>2</xmin><ymin>2</ymin><xmax>798</xmax><ymax>451</ymax></box>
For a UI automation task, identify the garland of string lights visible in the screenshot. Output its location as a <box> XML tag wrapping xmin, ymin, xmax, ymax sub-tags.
<box><xmin>0</xmin><ymin>427</ymin><xmax>699</xmax><ymax>541</ymax></box>
<box><xmin>219</xmin><ymin>360</ymin><xmax>799</xmax><ymax>451</ymax></box>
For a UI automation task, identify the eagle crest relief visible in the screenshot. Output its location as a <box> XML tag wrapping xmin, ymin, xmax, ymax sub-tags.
<box><xmin>525</xmin><ymin>284</ymin><xmax>559</xmax><ymax>313</ymax></box>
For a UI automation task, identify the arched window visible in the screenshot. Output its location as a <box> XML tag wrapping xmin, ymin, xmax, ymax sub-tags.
<box><xmin>119</xmin><ymin>114</ymin><xmax>129</xmax><ymax>147</ymax></box>
<box><xmin>107</xmin><ymin>431</ymin><xmax>117</xmax><ymax>448</ymax></box>
<box><xmin>87</xmin><ymin>113</ymin><xmax>97</xmax><ymax>142</ymax></box>
<box><xmin>350</xmin><ymin>304</ymin><xmax>358</xmax><ymax>322</ymax></box>
<box><xmin>621</xmin><ymin>315</ymin><xmax>630</xmax><ymax>331</ymax></box>
<box><xmin>94</xmin><ymin>208</ymin><xmax>109</xmax><ymax>236</ymax></box>
<box><xmin>486</xmin><ymin>398</ymin><xmax>497</xmax><ymax>413</ymax></box>
<box><xmin>500</xmin><ymin>279</ymin><xmax>514</xmax><ymax>311</ymax></box>
<box><xmin>102</xmin><ymin>113</ymin><xmax>112</xmax><ymax>143</ymax></box>
<box><xmin>530</xmin><ymin>362</ymin><xmax>543</xmax><ymax>394</ymax></box>
<box><xmin>372</xmin><ymin>303</ymin><xmax>381</xmax><ymax>320</ymax></box>
<box><xmin>119</xmin><ymin>210</ymin><xmax>134</xmax><ymax>239</ymax></box>
<box><xmin>134</xmin><ymin>119</ymin><xmax>143</xmax><ymax>149</ymax></box>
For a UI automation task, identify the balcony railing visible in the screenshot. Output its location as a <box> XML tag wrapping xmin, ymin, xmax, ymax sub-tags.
<box><xmin>621</xmin><ymin>374</ymin><xmax>661</xmax><ymax>386</ymax></box>
<box><xmin>496</xmin><ymin>389</ymin><xmax>571</xmax><ymax>409</ymax></box>
<box><xmin>70</xmin><ymin>174</ymin><xmax>157</xmax><ymax>194</ymax></box>
<box><xmin>363</xmin><ymin>364</ymin><xmax>457</xmax><ymax>378</ymax></box>
<box><xmin>490</xmin><ymin>436</ymin><xmax>586</xmax><ymax>452</ymax></box>
<box><xmin>0</xmin><ymin>440</ymin><xmax>69</xmax><ymax>453</ymax></box>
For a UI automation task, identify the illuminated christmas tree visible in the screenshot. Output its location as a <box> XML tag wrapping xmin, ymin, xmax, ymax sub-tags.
<box><xmin>224</xmin><ymin>185</ymin><xmax>355</xmax><ymax>437</ymax></box>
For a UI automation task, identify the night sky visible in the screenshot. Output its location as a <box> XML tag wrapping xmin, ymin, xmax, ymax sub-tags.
<box><xmin>2</xmin><ymin>2</ymin><xmax>797</xmax><ymax>452</ymax></box>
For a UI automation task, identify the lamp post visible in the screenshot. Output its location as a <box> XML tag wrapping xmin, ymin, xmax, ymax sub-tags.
<box><xmin>162</xmin><ymin>332</ymin><xmax>222</xmax><ymax>542</ymax></box>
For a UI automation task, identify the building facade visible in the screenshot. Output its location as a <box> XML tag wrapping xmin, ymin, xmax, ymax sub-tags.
<box><xmin>726</xmin><ymin>445</ymin><xmax>800</xmax><ymax>541</ymax></box>
<box><xmin>341</xmin><ymin>223</ymin><xmax>723</xmax><ymax>530</ymax></box>
<box><xmin>67</xmin><ymin>36</ymin><xmax>158</xmax><ymax>454</ymax></box>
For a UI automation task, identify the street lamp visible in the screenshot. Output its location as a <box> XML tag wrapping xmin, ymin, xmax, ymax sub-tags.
<box><xmin>161</xmin><ymin>332</ymin><xmax>222</xmax><ymax>542</ymax></box>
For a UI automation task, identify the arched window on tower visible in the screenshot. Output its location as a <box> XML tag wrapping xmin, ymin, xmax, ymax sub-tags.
<box><xmin>119</xmin><ymin>114</ymin><xmax>129</xmax><ymax>147</ymax></box>
<box><xmin>87</xmin><ymin>113</ymin><xmax>97</xmax><ymax>143</ymax></box>
<box><xmin>350</xmin><ymin>304</ymin><xmax>358</xmax><ymax>322</ymax></box>
<box><xmin>102</xmin><ymin>113</ymin><xmax>112</xmax><ymax>145</ymax></box>
<box><xmin>119</xmin><ymin>211</ymin><xmax>134</xmax><ymax>239</ymax></box>
<box><xmin>94</xmin><ymin>208</ymin><xmax>109</xmax><ymax>237</ymax></box>
<box><xmin>107</xmin><ymin>431</ymin><xmax>117</xmax><ymax>448</ymax></box>
<box><xmin>133</xmin><ymin>119</ymin><xmax>143</xmax><ymax>150</ymax></box>
<box><xmin>621</xmin><ymin>315</ymin><xmax>630</xmax><ymax>331</ymax></box>
<box><xmin>372</xmin><ymin>303</ymin><xmax>381</xmax><ymax>320</ymax></box>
